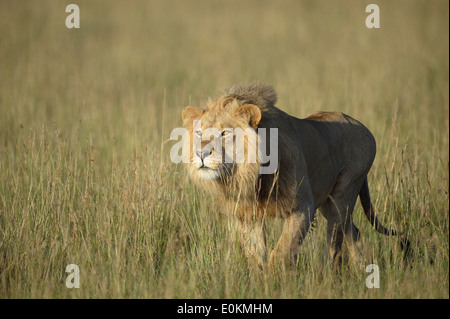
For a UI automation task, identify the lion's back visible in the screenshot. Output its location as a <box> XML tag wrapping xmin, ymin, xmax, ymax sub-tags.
<box><xmin>304</xmin><ymin>111</ymin><xmax>375</xmax><ymax>148</ymax></box>
<box><xmin>302</xmin><ymin>111</ymin><xmax>376</xmax><ymax>175</ymax></box>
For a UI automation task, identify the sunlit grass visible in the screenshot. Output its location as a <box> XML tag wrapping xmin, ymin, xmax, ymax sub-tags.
<box><xmin>0</xmin><ymin>0</ymin><xmax>448</xmax><ymax>298</ymax></box>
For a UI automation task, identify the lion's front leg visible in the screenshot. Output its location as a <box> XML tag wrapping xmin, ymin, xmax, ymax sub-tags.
<box><xmin>269</xmin><ymin>207</ymin><xmax>314</xmax><ymax>269</ymax></box>
<box><xmin>237</xmin><ymin>219</ymin><xmax>267</xmax><ymax>267</ymax></box>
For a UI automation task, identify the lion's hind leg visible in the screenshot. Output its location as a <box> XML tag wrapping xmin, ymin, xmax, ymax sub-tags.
<box><xmin>321</xmin><ymin>200</ymin><xmax>345</xmax><ymax>266</ymax></box>
<box><xmin>320</xmin><ymin>179</ymin><xmax>366</xmax><ymax>267</ymax></box>
<box><xmin>344</xmin><ymin>221</ymin><xmax>367</xmax><ymax>269</ymax></box>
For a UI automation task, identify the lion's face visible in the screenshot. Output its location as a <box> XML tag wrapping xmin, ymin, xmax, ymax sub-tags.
<box><xmin>182</xmin><ymin>100</ymin><xmax>261</xmax><ymax>183</ymax></box>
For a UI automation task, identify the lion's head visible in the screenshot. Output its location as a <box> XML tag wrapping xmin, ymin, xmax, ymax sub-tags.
<box><xmin>181</xmin><ymin>97</ymin><xmax>262</xmax><ymax>197</ymax></box>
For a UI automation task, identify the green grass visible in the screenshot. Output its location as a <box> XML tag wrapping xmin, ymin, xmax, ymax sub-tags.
<box><xmin>0</xmin><ymin>0</ymin><xmax>448</xmax><ymax>298</ymax></box>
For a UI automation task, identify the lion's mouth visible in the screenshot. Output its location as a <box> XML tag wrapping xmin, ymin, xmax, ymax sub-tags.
<box><xmin>197</xmin><ymin>165</ymin><xmax>220</xmax><ymax>180</ymax></box>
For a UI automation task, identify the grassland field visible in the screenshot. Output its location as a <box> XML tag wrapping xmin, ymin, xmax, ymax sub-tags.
<box><xmin>0</xmin><ymin>0</ymin><xmax>448</xmax><ymax>298</ymax></box>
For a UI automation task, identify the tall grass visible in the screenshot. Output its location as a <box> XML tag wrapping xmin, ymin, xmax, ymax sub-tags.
<box><xmin>0</xmin><ymin>0</ymin><xmax>448</xmax><ymax>298</ymax></box>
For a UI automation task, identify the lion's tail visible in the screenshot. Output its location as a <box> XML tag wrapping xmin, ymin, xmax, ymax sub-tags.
<box><xmin>359</xmin><ymin>178</ymin><xmax>411</xmax><ymax>252</ymax></box>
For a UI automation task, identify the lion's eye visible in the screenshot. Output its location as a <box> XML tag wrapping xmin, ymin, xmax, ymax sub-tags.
<box><xmin>222</xmin><ymin>130</ymin><xmax>231</xmax><ymax>137</ymax></box>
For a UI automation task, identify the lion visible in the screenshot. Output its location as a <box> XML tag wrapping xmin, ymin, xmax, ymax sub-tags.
<box><xmin>181</xmin><ymin>83</ymin><xmax>408</xmax><ymax>268</ymax></box>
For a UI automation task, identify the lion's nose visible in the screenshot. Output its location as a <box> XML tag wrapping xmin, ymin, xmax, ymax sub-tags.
<box><xmin>196</xmin><ymin>150</ymin><xmax>211</xmax><ymax>160</ymax></box>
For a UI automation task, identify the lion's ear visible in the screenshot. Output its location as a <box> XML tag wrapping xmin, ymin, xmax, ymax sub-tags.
<box><xmin>182</xmin><ymin>106</ymin><xmax>203</xmax><ymax>126</ymax></box>
<box><xmin>236</xmin><ymin>104</ymin><xmax>261</xmax><ymax>129</ymax></box>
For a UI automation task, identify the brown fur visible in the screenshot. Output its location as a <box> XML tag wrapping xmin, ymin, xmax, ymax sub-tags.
<box><xmin>181</xmin><ymin>83</ymin><xmax>407</xmax><ymax>267</ymax></box>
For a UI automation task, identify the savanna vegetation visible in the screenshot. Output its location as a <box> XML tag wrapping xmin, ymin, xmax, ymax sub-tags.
<box><xmin>0</xmin><ymin>0</ymin><xmax>448</xmax><ymax>298</ymax></box>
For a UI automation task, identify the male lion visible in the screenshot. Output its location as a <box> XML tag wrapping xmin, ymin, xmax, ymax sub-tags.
<box><xmin>181</xmin><ymin>83</ymin><xmax>408</xmax><ymax>268</ymax></box>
